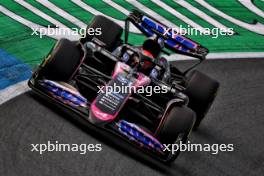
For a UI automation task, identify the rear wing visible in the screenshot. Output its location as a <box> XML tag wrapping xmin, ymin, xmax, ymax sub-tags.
<box><xmin>125</xmin><ymin>10</ymin><xmax>209</xmax><ymax>60</ymax></box>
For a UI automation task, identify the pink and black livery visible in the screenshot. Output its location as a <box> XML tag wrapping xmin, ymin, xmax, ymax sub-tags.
<box><xmin>28</xmin><ymin>10</ymin><xmax>219</xmax><ymax>163</ymax></box>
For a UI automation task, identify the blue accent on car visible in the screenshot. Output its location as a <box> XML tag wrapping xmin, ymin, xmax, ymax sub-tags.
<box><xmin>141</xmin><ymin>16</ymin><xmax>196</xmax><ymax>50</ymax></box>
<box><xmin>40</xmin><ymin>80</ymin><xmax>88</xmax><ymax>107</ymax></box>
<box><xmin>116</xmin><ymin>120</ymin><xmax>164</xmax><ymax>152</ymax></box>
<box><xmin>0</xmin><ymin>49</ymin><xmax>31</xmax><ymax>90</ymax></box>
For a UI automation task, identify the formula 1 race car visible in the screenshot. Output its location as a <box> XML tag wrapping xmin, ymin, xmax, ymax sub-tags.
<box><xmin>28</xmin><ymin>10</ymin><xmax>219</xmax><ymax>163</ymax></box>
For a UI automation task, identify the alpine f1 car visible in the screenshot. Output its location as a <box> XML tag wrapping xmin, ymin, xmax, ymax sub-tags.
<box><xmin>28</xmin><ymin>10</ymin><xmax>219</xmax><ymax>163</ymax></box>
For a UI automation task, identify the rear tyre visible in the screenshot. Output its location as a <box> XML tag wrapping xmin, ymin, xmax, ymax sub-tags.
<box><xmin>40</xmin><ymin>39</ymin><xmax>83</xmax><ymax>81</ymax></box>
<box><xmin>184</xmin><ymin>70</ymin><xmax>219</xmax><ymax>130</ymax></box>
<box><xmin>80</xmin><ymin>15</ymin><xmax>123</xmax><ymax>51</ymax></box>
<box><xmin>156</xmin><ymin>106</ymin><xmax>196</xmax><ymax>162</ymax></box>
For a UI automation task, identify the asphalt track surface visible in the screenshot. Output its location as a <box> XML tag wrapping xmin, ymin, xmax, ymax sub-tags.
<box><xmin>0</xmin><ymin>59</ymin><xmax>264</xmax><ymax>176</ymax></box>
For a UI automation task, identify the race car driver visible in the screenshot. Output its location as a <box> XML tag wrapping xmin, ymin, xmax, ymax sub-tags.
<box><xmin>112</xmin><ymin>37</ymin><xmax>171</xmax><ymax>83</ymax></box>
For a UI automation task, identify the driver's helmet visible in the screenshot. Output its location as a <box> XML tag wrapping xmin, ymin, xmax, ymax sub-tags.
<box><xmin>142</xmin><ymin>37</ymin><xmax>164</xmax><ymax>58</ymax></box>
<box><xmin>141</xmin><ymin>37</ymin><xmax>164</xmax><ymax>70</ymax></box>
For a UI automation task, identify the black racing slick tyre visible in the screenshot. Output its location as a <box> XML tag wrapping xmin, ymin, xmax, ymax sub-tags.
<box><xmin>40</xmin><ymin>39</ymin><xmax>83</xmax><ymax>81</ymax></box>
<box><xmin>156</xmin><ymin>106</ymin><xmax>196</xmax><ymax>162</ymax></box>
<box><xmin>184</xmin><ymin>70</ymin><xmax>220</xmax><ymax>130</ymax></box>
<box><xmin>80</xmin><ymin>15</ymin><xmax>123</xmax><ymax>51</ymax></box>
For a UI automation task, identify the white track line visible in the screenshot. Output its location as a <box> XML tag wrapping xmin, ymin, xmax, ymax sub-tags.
<box><xmin>0</xmin><ymin>5</ymin><xmax>46</xmax><ymax>36</ymax></box>
<box><xmin>173</xmin><ymin>0</ymin><xmax>233</xmax><ymax>34</ymax></box>
<box><xmin>71</xmin><ymin>0</ymin><xmax>140</xmax><ymax>33</ymax></box>
<box><xmin>0</xmin><ymin>5</ymin><xmax>79</xmax><ymax>40</ymax></box>
<box><xmin>15</xmin><ymin>0</ymin><xmax>68</xmax><ymax>29</ymax></box>
<box><xmin>102</xmin><ymin>0</ymin><xmax>130</xmax><ymax>15</ymax></box>
<box><xmin>0</xmin><ymin>80</ymin><xmax>30</xmax><ymax>105</ymax></box>
<box><xmin>195</xmin><ymin>0</ymin><xmax>264</xmax><ymax>35</ymax></box>
<box><xmin>167</xmin><ymin>52</ymin><xmax>264</xmax><ymax>61</ymax></box>
<box><xmin>239</xmin><ymin>0</ymin><xmax>264</xmax><ymax>18</ymax></box>
<box><xmin>150</xmin><ymin>0</ymin><xmax>208</xmax><ymax>34</ymax></box>
<box><xmin>36</xmin><ymin>0</ymin><xmax>87</xmax><ymax>28</ymax></box>
<box><xmin>14</xmin><ymin>0</ymin><xmax>80</xmax><ymax>40</ymax></box>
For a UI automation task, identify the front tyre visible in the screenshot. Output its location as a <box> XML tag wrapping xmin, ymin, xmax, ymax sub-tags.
<box><xmin>80</xmin><ymin>15</ymin><xmax>123</xmax><ymax>52</ymax></box>
<box><xmin>40</xmin><ymin>39</ymin><xmax>83</xmax><ymax>81</ymax></box>
<box><xmin>155</xmin><ymin>106</ymin><xmax>196</xmax><ymax>162</ymax></box>
<box><xmin>184</xmin><ymin>70</ymin><xmax>219</xmax><ymax>130</ymax></box>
